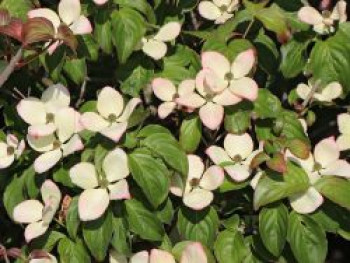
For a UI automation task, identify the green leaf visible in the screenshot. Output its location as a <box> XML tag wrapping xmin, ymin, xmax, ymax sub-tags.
<box><xmin>111</xmin><ymin>8</ymin><xmax>146</xmax><ymax>64</ymax></box>
<box><xmin>137</xmin><ymin>124</ymin><xmax>172</xmax><ymax>138</ymax></box>
<box><xmin>310</xmin><ymin>23</ymin><xmax>350</xmax><ymax>94</ymax></box>
<box><xmin>30</xmin><ymin>230</ymin><xmax>65</xmax><ymax>251</ymax></box>
<box><xmin>280</xmin><ymin>38</ymin><xmax>309</xmax><ymax>78</ymax></box>
<box><xmin>94</xmin><ymin>9</ymin><xmax>113</xmax><ymax>54</ymax></box>
<box><xmin>142</xmin><ymin>133</ymin><xmax>188</xmax><ymax>176</ymax></box>
<box><xmin>77</xmin><ymin>35</ymin><xmax>99</xmax><ymax>61</ymax></box>
<box><xmin>254</xmin><ymin>30</ymin><xmax>279</xmax><ymax>75</ymax></box>
<box><xmin>255</xmin><ymin>4</ymin><xmax>289</xmax><ymax>42</ymax></box>
<box><xmin>53</xmin><ymin>167</ymin><xmax>74</xmax><ymax>188</ymax></box>
<box><xmin>114</xmin><ymin>0</ymin><xmax>156</xmax><ymax>23</ymax></box>
<box><xmin>58</xmin><ymin>238</ymin><xmax>91</xmax><ymax>263</ymax></box>
<box><xmin>177</xmin><ymin>206</ymin><xmax>219</xmax><ymax>247</ymax></box>
<box><xmin>259</xmin><ymin>203</ymin><xmax>288</xmax><ymax>257</ymax></box>
<box><xmin>254</xmin><ymin>161</ymin><xmax>309</xmax><ymax>209</ymax></box>
<box><xmin>287</xmin><ymin>212</ymin><xmax>327</xmax><ymax>263</ymax></box>
<box><xmin>66</xmin><ymin>197</ymin><xmax>80</xmax><ymax>240</ymax></box>
<box><xmin>82</xmin><ymin>210</ymin><xmax>113</xmax><ymax>261</ymax></box>
<box><xmin>116</xmin><ymin>55</ymin><xmax>154</xmax><ymax>97</ymax></box>
<box><xmin>155</xmin><ymin>198</ymin><xmax>174</xmax><ymax>225</ymax></box>
<box><xmin>111</xmin><ymin>215</ymin><xmax>130</xmax><ymax>255</ymax></box>
<box><xmin>3</xmin><ymin>174</ymin><xmax>25</xmax><ymax>219</ymax></box>
<box><xmin>125</xmin><ymin>199</ymin><xmax>165</xmax><ymax>241</ymax></box>
<box><xmin>0</xmin><ymin>0</ymin><xmax>33</xmax><ymax>20</ymax></box>
<box><xmin>179</xmin><ymin>116</ymin><xmax>202</xmax><ymax>153</ymax></box>
<box><xmin>63</xmin><ymin>58</ymin><xmax>86</xmax><ymax>85</ymax></box>
<box><xmin>280</xmin><ymin>110</ymin><xmax>309</xmax><ymax>142</ymax></box>
<box><xmin>315</xmin><ymin>176</ymin><xmax>350</xmax><ymax>210</ymax></box>
<box><xmin>129</xmin><ymin>150</ymin><xmax>170</xmax><ymax>207</ymax></box>
<box><xmin>214</xmin><ymin>229</ymin><xmax>247</xmax><ymax>263</ymax></box>
<box><xmin>253</xmin><ymin>89</ymin><xmax>282</xmax><ymax>119</ymax></box>
<box><xmin>224</xmin><ymin>101</ymin><xmax>253</xmax><ymax>134</ymax></box>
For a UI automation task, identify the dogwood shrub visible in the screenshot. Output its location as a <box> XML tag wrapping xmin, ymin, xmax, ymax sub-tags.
<box><xmin>1</xmin><ymin>0</ymin><xmax>350</xmax><ymax>262</ymax></box>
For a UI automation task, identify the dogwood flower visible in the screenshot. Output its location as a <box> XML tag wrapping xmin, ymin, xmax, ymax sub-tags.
<box><xmin>206</xmin><ymin>133</ymin><xmax>261</xmax><ymax>182</ymax></box>
<box><xmin>69</xmin><ymin>148</ymin><xmax>131</xmax><ymax>221</ymax></box>
<box><xmin>171</xmin><ymin>155</ymin><xmax>224</xmax><ymax>210</ymax></box>
<box><xmin>141</xmin><ymin>22</ymin><xmax>181</xmax><ymax>60</ymax></box>
<box><xmin>28</xmin><ymin>0</ymin><xmax>92</xmax><ymax>53</ymax></box>
<box><xmin>13</xmin><ymin>180</ymin><xmax>61</xmax><ymax>242</ymax></box>
<box><xmin>81</xmin><ymin>86</ymin><xmax>141</xmax><ymax>142</ymax></box>
<box><xmin>0</xmin><ymin>134</ymin><xmax>25</xmax><ymax>169</ymax></box>
<box><xmin>110</xmin><ymin>242</ymin><xmax>207</xmax><ymax>263</ymax></box>
<box><xmin>29</xmin><ymin>253</ymin><xmax>57</xmax><ymax>263</ymax></box>
<box><xmin>151</xmin><ymin>78</ymin><xmax>197</xmax><ymax>118</ymax></box>
<box><xmin>28</xmin><ymin>133</ymin><xmax>84</xmax><ymax>174</ymax></box>
<box><xmin>336</xmin><ymin>113</ymin><xmax>350</xmax><ymax>151</ymax></box>
<box><xmin>198</xmin><ymin>0</ymin><xmax>239</xmax><ymax>24</ymax></box>
<box><xmin>177</xmin><ymin>50</ymin><xmax>257</xmax><ymax>130</ymax></box>
<box><xmin>17</xmin><ymin>84</ymin><xmax>81</xmax><ymax>138</ymax></box>
<box><xmin>296</xmin><ymin>81</ymin><xmax>342</xmax><ymax>103</ymax></box>
<box><xmin>298</xmin><ymin>0</ymin><xmax>347</xmax><ymax>34</ymax></box>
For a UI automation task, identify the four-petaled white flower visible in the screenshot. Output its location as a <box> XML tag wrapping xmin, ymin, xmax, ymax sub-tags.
<box><xmin>28</xmin><ymin>0</ymin><xmax>92</xmax><ymax>53</ymax></box>
<box><xmin>81</xmin><ymin>86</ymin><xmax>141</xmax><ymax>143</ymax></box>
<box><xmin>336</xmin><ymin>113</ymin><xmax>350</xmax><ymax>151</ymax></box>
<box><xmin>206</xmin><ymin>133</ymin><xmax>261</xmax><ymax>182</ymax></box>
<box><xmin>298</xmin><ymin>0</ymin><xmax>347</xmax><ymax>34</ymax></box>
<box><xmin>176</xmin><ymin>50</ymin><xmax>258</xmax><ymax>130</ymax></box>
<box><xmin>296</xmin><ymin>81</ymin><xmax>342</xmax><ymax>103</ymax></box>
<box><xmin>17</xmin><ymin>84</ymin><xmax>81</xmax><ymax>139</ymax></box>
<box><xmin>171</xmin><ymin>155</ymin><xmax>224</xmax><ymax>210</ymax></box>
<box><xmin>151</xmin><ymin>78</ymin><xmax>197</xmax><ymax>119</ymax></box>
<box><xmin>13</xmin><ymin>180</ymin><xmax>61</xmax><ymax>242</ymax></box>
<box><xmin>0</xmin><ymin>134</ymin><xmax>25</xmax><ymax>169</ymax></box>
<box><xmin>141</xmin><ymin>22</ymin><xmax>182</xmax><ymax>60</ymax></box>
<box><xmin>110</xmin><ymin>242</ymin><xmax>208</xmax><ymax>263</ymax></box>
<box><xmin>286</xmin><ymin>137</ymin><xmax>350</xmax><ymax>214</ymax></box>
<box><xmin>69</xmin><ymin>148</ymin><xmax>131</xmax><ymax>221</ymax></box>
<box><xmin>198</xmin><ymin>0</ymin><xmax>239</xmax><ymax>24</ymax></box>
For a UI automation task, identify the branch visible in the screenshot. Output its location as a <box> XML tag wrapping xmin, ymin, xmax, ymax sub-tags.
<box><xmin>0</xmin><ymin>48</ymin><xmax>23</xmax><ymax>88</ymax></box>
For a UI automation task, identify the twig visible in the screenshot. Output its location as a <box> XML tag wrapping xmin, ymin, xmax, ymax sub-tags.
<box><xmin>75</xmin><ymin>78</ymin><xmax>87</xmax><ymax>108</ymax></box>
<box><xmin>191</xmin><ymin>11</ymin><xmax>200</xmax><ymax>30</ymax></box>
<box><xmin>0</xmin><ymin>48</ymin><xmax>23</xmax><ymax>88</ymax></box>
<box><xmin>243</xmin><ymin>19</ymin><xmax>255</xmax><ymax>39</ymax></box>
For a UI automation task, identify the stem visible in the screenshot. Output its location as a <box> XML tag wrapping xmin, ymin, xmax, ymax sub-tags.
<box><xmin>243</xmin><ymin>19</ymin><xmax>255</xmax><ymax>39</ymax></box>
<box><xmin>75</xmin><ymin>78</ymin><xmax>87</xmax><ymax>108</ymax></box>
<box><xmin>0</xmin><ymin>48</ymin><xmax>23</xmax><ymax>88</ymax></box>
<box><xmin>301</xmin><ymin>80</ymin><xmax>321</xmax><ymax>109</ymax></box>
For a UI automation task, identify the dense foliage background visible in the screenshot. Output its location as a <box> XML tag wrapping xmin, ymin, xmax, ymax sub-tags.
<box><xmin>0</xmin><ymin>0</ymin><xmax>350</xmax><ymax>262</ymax></box>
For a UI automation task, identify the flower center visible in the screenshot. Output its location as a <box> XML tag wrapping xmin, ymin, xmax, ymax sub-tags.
<box><xmin>190</xmin><ymin>178</ymin><xmax>200</xmax><ymax>187</ymax></box>
<box><xmin>108</xmin><ymin>114</ymin><xmax>117</xmax><ymax>123</ymax></box>
<box><xmin>53</xmin><ymin>140</ymin><xmax>61</xmax><ymax>149</ymax></box>
<box><xmin>224</xmin><ymin>72</ymin><xmax>234</xmax><ymax>81</ymax></box>
<box><xmin>219</xmin><ymin>5</ymin><xmax>228</xmax><ymax>13</ymax></box>
<box><xmin>313</xmin><ymin>162</ymin><xmax>322</xmax><ymax>172</ymax></box>
<box><xmin>233</xmin><ymin>155</ymin><xmax>242</xmax><ymax>163</ymax></box>
<box><xmin>7</xmin><ymin>146</ymin><xmax>15</xmax><ymax>155</ymax></box>
<box><xmin>46</xmin><ymin>113</ymin><xmax>55</xmax><ymax>123</ymax></box>
<box><xmin>100</xmin><ymin>178</ymin><xmax>109</xmax><ymax>189</ymax></box>
<box><xmin>322</xmin><ymin>11</ymin><xmax>334</xmax><ymax>26</ymax></box>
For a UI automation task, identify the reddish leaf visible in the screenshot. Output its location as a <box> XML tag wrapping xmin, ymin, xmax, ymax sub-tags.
<box><xmin>57</xmin><ymin>24</ymin><xmax>78</xmax><ymax>51</ymax></box>
<box><xmin>250</xmin><ymin>152</ymin><xmax>269</xmax><ymax>169</ymax></box>
<box><xmin>0</xmin><ymin>19</ymin><xmax>23</xmax><ymax>42</ymax></box>
<box><xmin>267</xmin><ymin>153</ymin><xmax>287</xmax><ymax>174</ymax></box>
<box><xmin>6</xmin><ymin>248</ymin><xmax>22</xmax><ymax>258</ymax></box>
<box><xmin>22</xmin><ymin>17</ymin><xmax>55</xmax><ymax>46</ymax></box>
<box><xmin>287</xmin><ymin>139</ymin><xmax>311</xmax><ymax>160</ymax></box>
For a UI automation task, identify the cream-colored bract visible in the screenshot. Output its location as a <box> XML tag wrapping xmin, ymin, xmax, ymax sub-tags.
<box><xmin>29</xmin><ymin>253</ymin><xmax>57</xmax><ymax>263</ymax></box>
<box><xmin>171</xmin><ymin>155</ymin><xmax>224</xmax><ymax>210</ymax></box>
<box><xmin>141</xmin><ymin>22</ymin><xmax>182</xmax><ymax>60</ymax></box>
<box><xmin>198</xmin><ymin>0</ymin><xmax>239</xmax><ymax>24</ymax></box>
<box><xmin>81</xmin><ymin>86</ymin><xmax>141</xmax><ymax>143</ymax></box>
<box><xmin>298</xmin><ymin>0</ymin><xmax>347</xmax><ymax>34</ymax></box>
<box><xmin>0</xmin><ymin>134</ymin><xmax>25</xmax><ymax>169</ymax></box>
<box><xmin>69</xmin><ymin>148</ymin><xmax>131</xmax><ymax>221</ymax></box>
<box><xmin>296</xmin><ymin>81</ymin><xmax>342</xmax><ymax>103</ymax></box>
<box><xmin>337</xmin><ymin>113</ymin><xmax>350</xmax><ymax>151</ymax></box>
<box><xmin>207</xmin><ymin>133</ymin><xmax>261</xmax><ymax>182</ymax></box>
<box><xmin>13</xmin><ymin>180</ymin><xmax>61</xmax><ymax>242</ymax></box>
